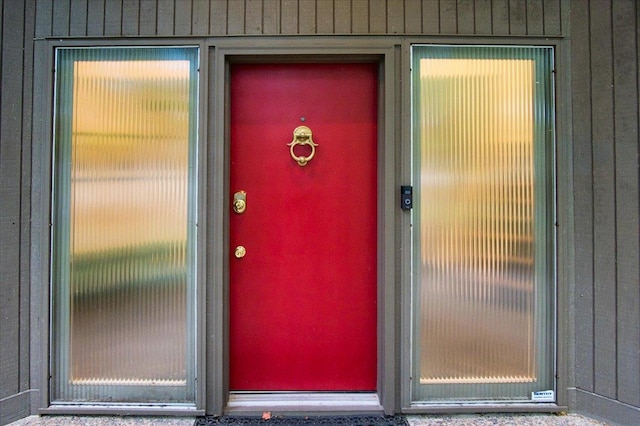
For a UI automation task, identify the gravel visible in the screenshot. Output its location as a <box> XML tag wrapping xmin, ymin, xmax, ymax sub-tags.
<box><xmin>406</xmin><ymin>413</ymin><xmax>609</xmax><ymax>425</ymax></box>
<box><xmin>8</xmin><ymin>413</ymin><xmax>610</xmax><ymax>426</ymax></box>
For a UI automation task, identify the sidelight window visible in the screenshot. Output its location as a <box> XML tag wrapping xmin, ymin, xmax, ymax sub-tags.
<box><xmin>51</xmin><ymin>47</ymin><xmax>199</xmax><ymax>404</ymax></box>
<box><xmin>411</xmin><ymin>45</ymin><xmax>555</xmax><ymax>402</ymax></box>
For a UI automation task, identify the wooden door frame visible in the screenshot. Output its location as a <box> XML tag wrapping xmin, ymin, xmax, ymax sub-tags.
<box><xmin>207</xmin><ymin>40</ymin><xmax>399</xmax><ymax>416</ymax></box>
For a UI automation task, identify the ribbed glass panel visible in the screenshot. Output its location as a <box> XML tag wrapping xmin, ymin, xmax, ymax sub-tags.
<box><xmin>411</xmin><ymin>46</ymin><xmax>554</xmax><ymax>401</ymax></box>
<box><xmin>52</xmin><ymin>48</ymin><xmax>198</xmax><ymax>403</ymax></box>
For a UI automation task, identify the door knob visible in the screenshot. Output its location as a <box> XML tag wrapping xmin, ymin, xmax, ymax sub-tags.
<box><xmin>234</xmin><ymin>245</ymin><xmax>246</xmax><ymax>259</ymax></box>
<box><xmin>233</xmin><ymin>191</ymin><xmax>247</xmax><ymax>214</ymax></box>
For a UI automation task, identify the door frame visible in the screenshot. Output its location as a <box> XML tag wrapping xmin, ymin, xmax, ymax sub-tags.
<box><xmin>207</xmin><ymin>41</ymin><xmax>400</xmax><ymax>415</ymax></box>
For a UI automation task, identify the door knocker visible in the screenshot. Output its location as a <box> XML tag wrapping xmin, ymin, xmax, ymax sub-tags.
<box><xmin>287</xmin><ymin>125</ymin><xmax>318</xmax><ymax>166</ymax></box>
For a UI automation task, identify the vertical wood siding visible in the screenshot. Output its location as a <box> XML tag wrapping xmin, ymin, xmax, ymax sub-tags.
<box><xmin>570</xmin><ymin>0</ymin><xmax>595</xmax><ymax>397</ymax></box>
<box><xmin>0</xmin><ymin>1</ymin><xmax>34</xmax><ymax>424</ymax></box>
<box><xmin>32</xmin><ymin>0</ymin><xmax>564</xmax><ymax>37</ymax></box>
<box><xmin>570</xmin><ymin>1</ymin><xmax>640</xmax><ymax>423</ymax></box>
<box><xmin>2</xmin><ymin>0</ymin><xmax>639</xmax><ymax>424</ymax></box>
<box><xmin>1</xmin><ymin>0</ymin><xmax>22</xmax><ymax>401</ymax></box>
<box><xmin>613</xmin><ymin>0</ymin><xmax>640</xmax><ymax>408</ymax></box>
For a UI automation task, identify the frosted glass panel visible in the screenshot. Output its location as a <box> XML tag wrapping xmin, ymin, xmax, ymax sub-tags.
<box><xmin>412</xmin><ymin>46</ymin><xmax>554</xmax><ymax>400</ymax></box>
<box><xmin>52</xmin><ymin>48</ymin><xmax>198</xmax><ymax>403</ymax></box>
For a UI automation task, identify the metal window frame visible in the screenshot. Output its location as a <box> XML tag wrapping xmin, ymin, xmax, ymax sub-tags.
<box><xmin>406</xmin><ymin>43</ymin><xmax>556</xmax><ymax>404</ymax></box>
<box><xmin>32</xmin><ymin>39</ymin><xmax>208</xmax><ymax>416</ymax></box>
<box><xmin>399</xmin><ymin>36</ymin><xmax>571</xmax><ymax>414</ymax></box>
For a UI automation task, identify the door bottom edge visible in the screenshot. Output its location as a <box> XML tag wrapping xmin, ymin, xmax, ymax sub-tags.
<box><xmin>225</xmin><ymin>392</ymin><xmax>383</xmax><ymax>415</ymax></box>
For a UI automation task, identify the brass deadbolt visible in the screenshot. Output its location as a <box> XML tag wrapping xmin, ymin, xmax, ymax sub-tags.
<box><xmin>233</xmin><ymin>191</ymin><xmax>247</xmax><ymax>214</ymax></box>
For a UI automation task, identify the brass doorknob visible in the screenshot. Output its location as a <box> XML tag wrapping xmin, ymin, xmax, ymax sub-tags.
<box><xmin>234</xmin><ymin>245</ymin><xmax>246</xmax><ymax>258</ymax></box>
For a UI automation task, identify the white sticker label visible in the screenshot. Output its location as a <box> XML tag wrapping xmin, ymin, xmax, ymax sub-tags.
<box><xmin>532</xmin><ymin>390</ymin><xmax>555</xmax><ymax>402</ymax></box>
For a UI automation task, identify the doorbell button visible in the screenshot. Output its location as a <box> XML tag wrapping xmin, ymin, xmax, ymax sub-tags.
<box><xmin>401</xmin><ymin>185</ymin><xmax>413</xmax><ymax>210</ymax></box>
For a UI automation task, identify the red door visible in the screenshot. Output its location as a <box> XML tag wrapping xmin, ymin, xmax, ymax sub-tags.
<box><xmin>229</xmin><ymin>63</ymin><xmax>378</xmax><ymax>391</ymax></box>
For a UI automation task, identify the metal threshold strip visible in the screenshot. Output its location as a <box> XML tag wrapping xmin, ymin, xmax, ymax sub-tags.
<box><xmin>225</xmin><ymin>392</ymin><xmax>383</xmax><ymax>415</ymax></box>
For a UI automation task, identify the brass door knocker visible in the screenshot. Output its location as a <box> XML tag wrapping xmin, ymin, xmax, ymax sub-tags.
<box><xmin>287</xmin><ymin>125</ymin><xmax>318</xmax><ymax>166</ymax></box>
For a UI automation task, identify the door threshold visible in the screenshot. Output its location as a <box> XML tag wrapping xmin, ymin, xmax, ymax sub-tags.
<box><xmin>225</xmin><ymin>392</ymin><xmax>383</xmax><ymax>415</ymax></box>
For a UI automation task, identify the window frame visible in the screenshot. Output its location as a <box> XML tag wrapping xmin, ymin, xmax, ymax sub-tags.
<box><xmin>400</xmin><ymin>39</ymin><xmax>567</xmax><ymax>414</ymax></box>
<box><xmin>32</xmin><ymin>40</ymin><xmax>207</xmax><ymax>416</ymax></box>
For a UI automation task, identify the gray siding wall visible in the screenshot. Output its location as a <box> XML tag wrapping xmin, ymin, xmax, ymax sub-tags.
<box><xmin>570</xmin><ymin>1</ymin><xmax>640</xmax><ymax>425</ymax></box>
<box><xmin>0</xmin><ymin>0</ymin><xmax>35</xmax><ymax>424</ymax></box>
<box><xmin>31</xmin><ymin>0</ymin><xmax>563</xmax><ymax>37</ymax></box>
<box><xmin>0</xmin><ymin>0</ymin><xmax>638</xmax><ymax>425</ymax></box>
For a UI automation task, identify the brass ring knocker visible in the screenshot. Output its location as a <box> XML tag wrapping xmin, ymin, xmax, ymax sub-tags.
<box><xmin>287</xmin><ymin>125</ymin><xmax>318</xmax><ymax>166</ymax></box>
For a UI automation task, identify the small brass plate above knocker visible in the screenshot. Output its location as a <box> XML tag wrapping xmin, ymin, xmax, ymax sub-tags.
<box><xmin>287</xmin><ymin>125</ymin><xmax>318</xmax><ymax>166</ymax></box>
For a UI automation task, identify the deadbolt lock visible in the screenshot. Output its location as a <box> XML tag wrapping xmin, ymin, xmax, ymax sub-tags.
<box><xmin>233</xmin><ymin>191</ymin><xmax>247</xmax><ymax>214</ymax></box>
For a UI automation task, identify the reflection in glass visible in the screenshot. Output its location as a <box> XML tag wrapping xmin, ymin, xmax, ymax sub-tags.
<box><xmin>415</xmin><ymin>52</ymin><xmax>550</xmax><ymax>386</ymax></box>
<box><xmin>53</xmin><ymin>49</ymin><xmax>197</xmax><ymax>403</ymax></box>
